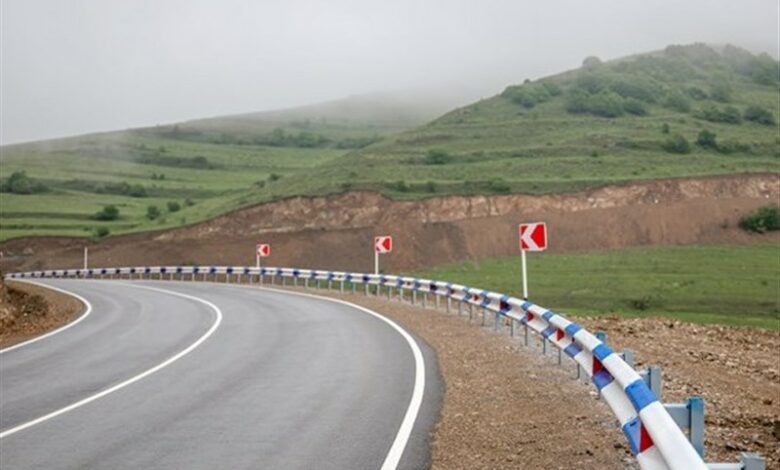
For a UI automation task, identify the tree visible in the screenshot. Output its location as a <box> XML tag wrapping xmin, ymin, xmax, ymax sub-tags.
<box><xmin>94</xmin><ymin>205</ymin><xmax>120</xmax><ymax>221</ymax></box>
<box><xmin>1</xmin><ymin>171</ymin><xmax>48</xmax><ymax>194</ymax></box>
<box><xmin>146</xmin><ymin>205</ymin><xmax>161</xmax><ymax>220</ymax></box>
<box><xmin>582</xmin><ymin>56</ymin><xmax>602</xmax><ymax>68</ymax></box>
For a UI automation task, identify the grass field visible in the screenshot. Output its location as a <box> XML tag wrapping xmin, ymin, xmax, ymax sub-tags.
<box><xmin>411</xmin><ymin>245</ymin><xmax>780</xmax><ymax>329</ymax></box>
<box><xmin>1</xmin><ymin>43</ymin><xmax>778</xmax><ymax>240</ymax></box>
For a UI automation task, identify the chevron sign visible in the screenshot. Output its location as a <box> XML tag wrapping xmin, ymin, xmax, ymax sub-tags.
<box><xmin>519</xmin><ymin>222</ymin><xmax>547</xmax><ymax>251</ymax></box>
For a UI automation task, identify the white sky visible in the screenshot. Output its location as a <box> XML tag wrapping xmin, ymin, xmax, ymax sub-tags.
<box><xmin>1</xmin><ymin>0</ymin><xmax>778</xmax><ymax>144</ymax></box>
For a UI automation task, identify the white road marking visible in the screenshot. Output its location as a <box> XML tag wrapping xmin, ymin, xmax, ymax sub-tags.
<box><xmin>0</xmin><ymin>280</ymin><xmax>93</xmax><ymax>354</ymax></box>
<box><xmin>0</xmin><ymin>283</ymin><xmax>223</xmax><ymax>439</ymax></box>
<box><xmin>251</xmin><ymin>284</ymin><xmax>426</xmax><ymax>470</ymax></box>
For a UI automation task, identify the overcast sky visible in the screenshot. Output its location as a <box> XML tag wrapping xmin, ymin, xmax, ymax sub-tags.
<box><xmin>1</xmin><ymin>0</ymin><xmax>777</xmax><ymax>145</ymax></box>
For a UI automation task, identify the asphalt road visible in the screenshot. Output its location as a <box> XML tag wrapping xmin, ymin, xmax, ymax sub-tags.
<box><xmin>0</xmin><ymin>279</ymin><xmax>440</xmax><ymax>469</ymax></box>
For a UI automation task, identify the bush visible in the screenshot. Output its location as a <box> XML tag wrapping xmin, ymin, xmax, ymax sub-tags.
<box><xmin>662</xmin><ymin>134</ymin><xmax>691</xmax><ymax>154</ymax></box>
<box><xmin>0</xmin><ymin>171</ymin><xmax>48</xmax><ymax>194</ymax></box>
<box><xmin>167</xmin><ymin>201</ymin><xmax>181</xmax><ymax>212</ymax></box>
<box><xmin>586</xmin><ymin>92</ymin><xmax>625</xmax><ymax>117</ymax></box>
<box><xmin>695</xmin><ymin>105</ymin><xmax>742</xmax><ymax>124</ymax></box>
<box><xmin>696</xmin><ymin>130</ymin><xmax>718</xmax><ymax>149</ymax></box>
<box><xmin>582</xmin><ymin>56</ymin><xmax>602</xmax><ymax>68</ymax></box>
<box><xmin>661</xmin><ymin>123</ymin><xmax>670</xmax><ymax>134</ymax></box>
<box><xmin>623</xmin><ymin>98</ymin><xmax>648</xmax><ymax>116</ymax></box>
<box><xmin>609</xmin><ymin>77</ymin><xmax>661</xmax><ymax>103</ymax></box>
<box><xmin>268</xmin><ymin>173</ymin><xmax>281</xmax><ymax>182</ymax></box>
<box><xmin>709</xmin><ymin>80</ymin><xmax>733</xmax><ymax>102</ymax></box>
<box><xmin>489</xmin><ymin>178</ymin><xmax>511</xmax><ymax>193</ymax></box>
<box><xmin>146</xmin><ymin>205</ymin><xmax>161</xmax><ymax>220</ymax></box>
<box><xmin>739</xmin><ymin>205</ymin><xmax>780</xmax><ymax>233</ymax></box>
<box><xmin>128</xmin><ymin>185</ymin><xmax>147</xmax><ymax>197</ymax></box>
<box><xmin>425</xmin><ymin>149</ymin><xmax>452</xmax><ymax>165</ymax></box>
<box><xmin>744</xmin><ymin>106</ymin><xmax>776</xmax><ymax>125</ymax></box>
<box><xmin>540</xmin><ymin>81</ymin><xmax>562</xmax><ymax>96</ymax></box>
<box><xmin>574</xmin><ymin>72</ymin><xmax>609</xmax><ymax>94</ymax></box>
<box><xmin>94</xmin><ymin>205</ymin><xmax>120</xmax><ymax>221</ymax></box>
<box><xmin>686</xmin><ymin>86</ymin><xmax>708</xmax><ymax>100</ymax></box>
<box><xmin>184</xmin><ymin>198</ymin><xmax>195</xmax><ymax>207</ymax></box>
<box><xmin>94</xmin><ymin>227</ymin><xmax>110</xmax><ymax>238</ymax></box>
<box><xmin>425</xmin><ymin>181</ymin><xmax>437</xmax><ymax>193</ymax></box>
<box><xmin>663</xmin><ymin>92</ymin><xmax>691</xmax><ymax>113</ymax></box>
<box><xmin>392</xmin><ymin>180</ymin><xmax>409</xmax><ymax>192</ymax></box>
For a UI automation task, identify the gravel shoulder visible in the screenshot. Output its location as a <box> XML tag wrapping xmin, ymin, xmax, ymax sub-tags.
<box><xmin>0</xmin><ymin>279</ymin><xmax>84</xmax><ymax>348</ymax></box>
<box><xmin>280</xmin><ymin>286</ymin><xmax>779</xmax><ymax>469</ymax></box>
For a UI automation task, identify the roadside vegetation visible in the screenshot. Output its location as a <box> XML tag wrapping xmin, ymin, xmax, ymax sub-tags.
<box><xmin>1</xmin><ymin>43</ymin><xmax>777</xmax><ymax>240</ymax></box>
<box><xmin>411</xmin><ymin>244</ymin><xmax>780</xmax><ymax>329</ymax></box>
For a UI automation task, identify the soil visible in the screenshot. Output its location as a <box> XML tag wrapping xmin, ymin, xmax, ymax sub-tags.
<box><xmin>0</xmin><ymin>279</ymin><xmax>84</xmax><ymax>348</ymax></box>
<box><xmin>280</xmin><ymin>287</ymin><xmax>780</xmax><ymax>469</ymax></box>
<box><xmin>1</xmin><ymin>174</ymin><xmax>778</xmax><ymax>274</ymax></box>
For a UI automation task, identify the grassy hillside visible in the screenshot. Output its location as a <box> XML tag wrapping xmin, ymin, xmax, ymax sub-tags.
<box><xmin>412</xmin><ymin>244</ymin><xmax>780</xmax><ymax>329</ymax></box>
<box><xmin>0</xmin><ymin>91</ymin><xmax>461</xmax><ymax>240</ymax></box>
<box><xmin>1</xmin><ymin>44</ymin><xmax>778</xmax><ymax>240</ymax></box>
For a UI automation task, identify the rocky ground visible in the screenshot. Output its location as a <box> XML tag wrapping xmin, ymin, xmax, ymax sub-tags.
<box><xmin>0</xmin><ymin>279</ymin><xmax>83</xmax><ymax>347</ymax></box>
<box><xmin>277</xmin><ymin>286</ymin><xmax>779</xmax><ymax>469</ymax></box>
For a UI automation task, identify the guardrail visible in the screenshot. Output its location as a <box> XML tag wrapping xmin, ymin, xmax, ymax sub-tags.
<box><xmin>6</xmin><ymin>266</ymin><xmax>765</xmax><ymax>470</ymax></box>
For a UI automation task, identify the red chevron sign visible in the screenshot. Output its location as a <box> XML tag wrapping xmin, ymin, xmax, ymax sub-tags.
<box><xmin>374</xmin><ymin>236</ymin><xmax>392</xmax><ymax>254</ymax></box>
<box><xmin>256</xmin><ymin>244</ymin><xmax>271</xmax><ymax>257</ymax></box>
<box><xmin>519</xmin><ymin>223</ymin><xmax>547</xmax><ymax>251</ymax></box>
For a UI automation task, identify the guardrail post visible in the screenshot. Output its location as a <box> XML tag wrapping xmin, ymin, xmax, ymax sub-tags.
<box><xmin>510</xmin><ymin>319</ymin><xmax>516</xmax><ymax>337</ymax></box>
<box><xmin>481</xmin><ymin>307</ymin><xmax>486</xmax><ymax>326</ymax></box>
<box><xmin>435</xmin><ymin>294</ymin><xmax>440</xmax><ymax>309</ymax></box>
<box><xmin>494</xmin><ymin>311</ymin><xmax>500</xmax><ymax>331</ymax></box>
<box><xmin>399</xmin><ymin>287</ymin><xmax>404</xmax><ymax>301</ymax></box>
<box><xmin>317</xmin><ymin>279</ymin><xmax>321</xmax><ymax>289</ymax></box>
<box><xmin>422</xmin><ymin>292</ymin><xmax>428</xmax><ymax>308</ymax></box>
<box><xmin>364</xmin><ymin>282</ymin><xmax>368</xmax><ymax>295</ymax></box>
<box><xmin>282</xmin><ymin>276</ymin><xmax>287</xmax><ymax>286</ymax></box>
<box><xmin>740</xmin><ymin>453</ymin><xmax>766</xmax><ymax>470</ymax></box>
<box><xmin>351</xmin><ymin>282</ymin><xmax>356</xmax><ymax>294</ymax></box>
<box><xmin>664</xmin><ymin>396</ymin><xmax>705</xmax><ymax>457</ymax></box>
<box><xmin>458</xmin><ymin>300</ymin><xmax>463</xmax><ymax>316</ymax></box>
<box><xmin>328</xmin><ymin>279</ymin><xmax>332</xmax><ymax>290</ymax></box>
<box><xmin>340</xmin><ymin>280</ymin><xmax>344</xmax><ymax>293</ymax></box>
<box><xmin>411</xmin><ymin>289</ymin><xmax>416</xmax><ymax>305</ymax></box>
<box><xmin>640</xmin><ymin>366</ymin><xmax>663</xmax><ymax>398</ymax></box>
<box><xmin>446</xmin><ymin>297</ymin><xmax>451</xmax><ymax>313</ymax></box>
<box><xmin>524</xmin><ymin>324</ymin><xmax>529</xmax><ymax>346</ymax></box>
<box><xmin>469</xmin><ymin>303</ymin><xmax>474</xmax><ymax>320</ymax></box>
<box><xmin>387</xmin><ymin>286</ymin><xmax>392</xmax><ymax>300</ymax></box>
<box><xmin>557</xmin><ymin>345</ymin><xmax>562</xmax><ymax>365</ymax></box>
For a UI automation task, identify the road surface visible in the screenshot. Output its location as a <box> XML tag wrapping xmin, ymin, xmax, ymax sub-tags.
<box><xmin>0</xmin><ymin>279</ymin><xmax>440</xmax><ymax>469</ymax></box>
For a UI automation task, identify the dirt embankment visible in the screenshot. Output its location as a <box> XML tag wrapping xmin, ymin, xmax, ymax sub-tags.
<box><xmin>0</xmin><ymin>279</ymin><xmax>83</xmax><ymax>347</ymax></box>
<box><xmin>1</xmin><ymin>174</ymin><xmax>778</xmax><ymax>273</ymax></box>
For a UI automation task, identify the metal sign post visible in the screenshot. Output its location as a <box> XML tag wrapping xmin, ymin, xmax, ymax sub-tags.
<box><xmin>518</xmin><ymin>222</ymin><xmax>547</xmax><ymax>300</ymax></box>
<box><xmin>373</xmin><ymin>236</ymin><xmax>392</xmax><ymax>275</ymax></box>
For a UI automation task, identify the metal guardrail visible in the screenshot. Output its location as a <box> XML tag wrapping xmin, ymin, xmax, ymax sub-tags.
<box><xmin>6</xmin><ymin>266</ymin><xmax>766</xmax><ymax>470</ymax></box>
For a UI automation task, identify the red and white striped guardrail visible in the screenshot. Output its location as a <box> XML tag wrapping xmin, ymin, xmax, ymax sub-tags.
<box><xmin>6</xmin><ymin>265</ymin><xmax>733</xmax><ymax>470</ymax></box>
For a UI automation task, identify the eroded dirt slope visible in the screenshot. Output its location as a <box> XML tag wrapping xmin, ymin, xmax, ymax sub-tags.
<box><xmin>1</xmin><ymin>174</ymin><xmax>777</xmax><ymax>273</ymax></box>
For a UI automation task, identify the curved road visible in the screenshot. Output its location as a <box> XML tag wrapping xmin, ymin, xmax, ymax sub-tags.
<box><xmin>0</xmin><ymin>279</ymin><xmax>440</xmax><ymax>469</ymax></box>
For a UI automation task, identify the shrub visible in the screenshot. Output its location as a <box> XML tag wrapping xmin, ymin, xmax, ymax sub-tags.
<box><xmin>425</xmin><ymin>149</ymin><xmax>452</xmax><ymax>165</ymax></box>
<box><xmin>582</xmin><ymin>56</ymin><xmax>602</xmax><ymax>68</ymax></box>
<box><xmin>184</xmin><ymin>198</ymin><xmax>195</xmax><ymax>207</ymax></box>
<box><xmin>686</xmin><ymin>86</ymin><xmax>708</xmax><ymax>100</ymax></box>
<box><xmin>695</xmin><ymin>105</ymin><xmax>742</xmax><ymax>124</ymax></box>
<box><xmin>709</xmin><ymin>80</ymin><xmax>733</xmax><ymax>102</ymax></box>
<box><xmin>95</xmin><ymin>227</ymin><xmax>110</xmax><ymax>238</ymax></box>
<box><xmin>696</xmin><ymin>130</ymin><xmax>718</xmax><ymax>149</ymax></box>
<box><xmin>663</xmin><ymin>92</ymin><xmax>691</xmax><ymax>113</ymax></box>
<box><xmin>623</xmin><ymin>98</ymin><xmax>648</xmax><ymax>116</ymax></box>
<box><xmin>425</xmin><ymin>181</ymin><xmax>437</xmax><ymax>193</ymax></box>
<box><xmin>540</xmin><ymin>81</ymin><xmax>562</xmax><ymax>96</ymax></box>
<box><xmin>574</xmin><ymin>72</ymin><xmax>609</xmax><ymax>94</ymax></box>
<box><xmin>609</xmin><ymin>77</ymin><xmax>661</xmax><ymax>103</ymax></box>
<box><xmin>268</xmin><ymin>173</ymin><xmax>281</xmax><ymax>182</ymax></box>
<box><xmin>167</xmin><ymin>201</ymin><xmax>181</xmax><ymax>212</ymax></box>
<box><xmin>128</xmin><ymin>185</ymin><xmax>147</xmax><ymax>197</ymax></box>
<box><xmin>586</xmin><ymin>92</ymin><xmax>625</xmax><ymax>117</ymax></box>
<box><xmin>392</xmin><ymin>180</ymin><xmax>409</xmax><ymax>192</ymax></box>
<box><xmin>739</xmin><ymin>205</ymin><xmax>780</xmax><ymax>233</ymax></box>
<box><xmin>744</xmin><ymin>106</ymin><xmax>776</xmax><ymax>125</ymax></box>
<box><xmin>0</xmin><ymin>171</ymin><xmax>48</xmax><ymax>194</ymax></box>
<box><xmin>146</xmin><ymin>205</ymin><xmax>161</xmax><ymax>220</ymax></box>
<box><xmin>661</xmin><ymin>123</ymin><xmax>670</xmax><ymax>134</ymax></box>
<box><xmin>489</xmin><ymin>178</ymin><xmax>511</xmax><ymax>193</ymax></box>
<box><xmin>94</xmin><ymin>205</ymin><xmax>120</xmax><ymax>221</ymax></box>
<box><xmin>662</xmin><ymin>134</ymin><xmax>691</xmax><ymax>154</ymax></box>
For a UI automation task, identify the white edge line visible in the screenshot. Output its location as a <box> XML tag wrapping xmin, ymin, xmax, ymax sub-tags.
<box><xmin>0</xmin><ymin>279</ymin><xmax>93</xmax><ymax>354</ymax></box>
<box><xmin>0</xmin><ymin>283</ymin><xmax>223</xmax><ymax>439</ymax></box>
<box><xmin>250</xmin><ymin>284</ymin><xmax>426</xmax><ymax>470</ymax></box>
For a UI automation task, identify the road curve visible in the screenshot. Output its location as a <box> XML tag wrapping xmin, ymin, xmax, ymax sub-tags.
<box><xmin>0</xmin><ymin>279</ymin><xmax>440</xmax><ymax>469</ymax></box>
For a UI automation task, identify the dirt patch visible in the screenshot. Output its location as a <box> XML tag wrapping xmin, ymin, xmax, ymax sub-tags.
<box><xmin>276</xmin><ymin>286</ymin><xmax>778</xmax><ymax>468</ymax></box>
<box><xmin>579</xmin><ymin>316</ymin><xmax>780</xmax><ymax>468</ymax></box>
<box><xmin>0</xmin><ymin>279</ymin><xmax>84</xmax><ymax>348</ymax></box>
<box><xmin>1</xmin><ymin>174</ymin><xmax>778</xmax><ymax>273</ymax></box>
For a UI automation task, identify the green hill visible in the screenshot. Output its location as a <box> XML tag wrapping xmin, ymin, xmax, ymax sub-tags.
<box><xmin>1</xmin><ymin>43</ymin><xmax>778</xmax><ymax>241</ymax></box>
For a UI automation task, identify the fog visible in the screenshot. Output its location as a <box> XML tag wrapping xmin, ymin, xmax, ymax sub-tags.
<box><xmin>1</xmin><ymin>0</ymin><xmax>777</xmax><ymax>145</ymax></box>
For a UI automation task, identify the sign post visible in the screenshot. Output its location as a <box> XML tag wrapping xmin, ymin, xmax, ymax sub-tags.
<box><xmin>373</xmin><ymin>235</ymin><xmax>392</xmax><ymax>275</ymax></box>
<box><xmin>256</xmin><ymin>243</ymin><xmax>270</xmax><ymax>268</ymax></box>
<box><xmin>518</xmin><ymin>222</ymin><xmax>547</xmax><ymax>299</ymax></box>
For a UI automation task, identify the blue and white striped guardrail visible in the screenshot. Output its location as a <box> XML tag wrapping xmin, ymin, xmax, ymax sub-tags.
<box><xmin>6</xmin><ymin>266</ymin><xmax>765</xmax><ymax>470</ymax></box>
